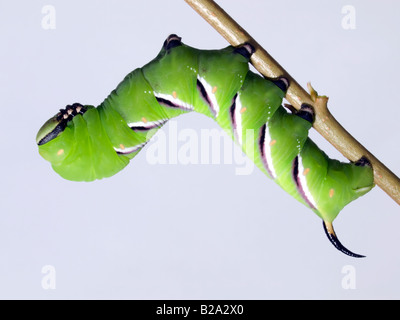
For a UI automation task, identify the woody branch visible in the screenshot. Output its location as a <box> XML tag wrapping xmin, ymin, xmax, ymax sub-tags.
<box><xmin>184</xmin><ymin>0</ymin><xmax>400</xmax><ymax>206</ymax></box>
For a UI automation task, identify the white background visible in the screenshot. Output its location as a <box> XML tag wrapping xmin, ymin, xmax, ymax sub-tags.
<box><xmin>0</xmin><ymin>0</ymin><xmax>399</xmax><ymax>299</ymax></box>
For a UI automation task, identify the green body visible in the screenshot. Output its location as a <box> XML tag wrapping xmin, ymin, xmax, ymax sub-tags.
<box><xmin>37</xmin><ymin>38</ymin><xmax>374</xmax><ymax>224</ymax></box>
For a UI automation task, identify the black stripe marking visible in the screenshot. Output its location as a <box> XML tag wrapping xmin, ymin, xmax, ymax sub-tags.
<box><xmin>259</xmin><ymin>124</ymin><xmax>266</xmax><ymax>157</ymax></box>
<box><xmin>154</xmin><ymin>93</ymin><xmax>193</xmax><ymax>112</ymax></box>
<box><xmin>129</xmin><ymin>119</ymin><xmax>168</xmax><ymax>132</ymax></box>
<box><xmin>258</xmin><ymin>124</ymin><xmax>275</xmax><ymax>179</ymax></box>
<box><xmin>155</xmin><ymin>97</ymin><xmax>177</xmax><ymax>108</ymax></box>
<box><xmin>115</xmin><ymin>142</ymin><xmax>147</xmax><ymax>155</ymax></box>
<box><xmin>196</xmin><ymin>77</ymin><xmax>219</xmax><ymax>117</ymax></box>
<box><xmin>196</xmin><ymin>79</ymin><xmax>215</xmax><ymax>116</ymax></box>
<box><xmin>292</xmin><ymin>156</ymin><xmax>316</xmax><ymax>210</ymax></box>
<box><xmin>229</xmin><ymin>93</ymin><xmax>238</xmax><ymax>132</ymax></box>
<box><xmin>293</xmin><ymin>156</ymin><xmax>300</xmax><ymax>187</ymax></box>
<box><xmin>131</xmin><ymin>126</ymin><xmax>154</xmax><ymax>131</ymax></box>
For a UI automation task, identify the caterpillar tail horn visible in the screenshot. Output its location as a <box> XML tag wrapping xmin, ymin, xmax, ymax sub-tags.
<box><xmin>322</xmin><ymin>221</ymin><xmax>365</xmax><ymax>258</ymax></box>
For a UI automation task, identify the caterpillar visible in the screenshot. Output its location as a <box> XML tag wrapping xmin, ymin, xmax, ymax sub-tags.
<box><xmin>36</xmin><ymin>34</ymin><xmax>374</xmax><ymax>257</ymax></box>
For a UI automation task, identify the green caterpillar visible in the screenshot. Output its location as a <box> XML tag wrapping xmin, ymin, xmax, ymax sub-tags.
<box><xmin>36</xmin><ymin>34</ymin><xmax>374</xmax><ymax>257</ymax></box>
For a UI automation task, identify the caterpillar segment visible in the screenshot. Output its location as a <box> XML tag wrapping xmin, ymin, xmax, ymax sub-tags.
<box><xmin>36</xmin><ymin>34</ymin><xmax>374</xmax><ymax>257</ymax></box>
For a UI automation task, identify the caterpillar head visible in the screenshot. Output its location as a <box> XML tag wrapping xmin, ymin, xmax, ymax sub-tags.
<box><xmin>36</xmin><ymin>103</ymin><xmax>88</xmax><ymax>146</ymax></box>
<box><xmin>36</xmin><ymin>103</ymin><xmax>129</xmax><ymax>181</ymax></box>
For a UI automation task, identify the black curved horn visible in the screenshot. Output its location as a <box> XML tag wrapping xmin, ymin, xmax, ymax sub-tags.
<box><xmin>322</xmin><ymin>221</ymin><xmax>365</xmax><ymax>258</ymax></box>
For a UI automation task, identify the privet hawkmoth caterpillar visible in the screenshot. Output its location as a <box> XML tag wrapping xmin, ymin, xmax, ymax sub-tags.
<box><xmin>36</xmin><ymin>34</ymin><xmax>374</xmax><ymax>257</ymax></box>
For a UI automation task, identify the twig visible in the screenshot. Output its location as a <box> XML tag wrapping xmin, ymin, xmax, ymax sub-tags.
<box><xmin>185</xmin><ymin>0</ymin><xmax>400</xmax><ymax>206</ymax></box>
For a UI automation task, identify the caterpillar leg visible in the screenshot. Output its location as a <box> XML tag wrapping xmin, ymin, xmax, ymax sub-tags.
<box><xmin>271</xmin><ymin>77</ymin><xmax>290</xmax><ymax>93</ymax></box>
<box><xmin>354</xmin><ymin>156</ymin><xmax>372</xmax><ymax>167</ymax></box>
<box><xmin>295</xmin><ymin>103</ymin><xmax>315</xmax><ymax>124</ymax></box>
<box><xmin>163</xmin><ymin>34</ymin><xmax>182</xmax><ymax>51</ymax></box>
<box><xmin>233</xmin><ymin>42</ymin><xmax>255</xmax><ymax>59</ymax></box>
